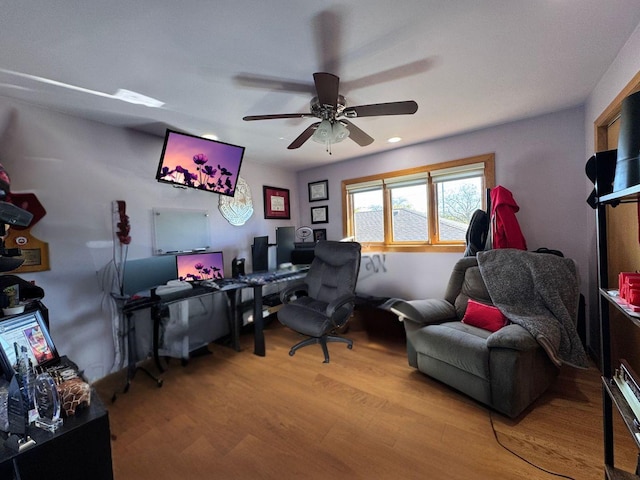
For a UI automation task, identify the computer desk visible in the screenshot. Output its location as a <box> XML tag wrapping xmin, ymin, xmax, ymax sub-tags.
<box><xmin>117</xmin><ymin>266</ymin><xmax>309</xmax><ymax>394</ymax></box>
<box><xmin>238</xmin><ymin>266</ymin><xmax>309</xmax><ymax>356</ymax></box>
<box><xmin>118</xmin><ymin>282</ymin><xmax>243</xmax><ymax>394</ymax></box>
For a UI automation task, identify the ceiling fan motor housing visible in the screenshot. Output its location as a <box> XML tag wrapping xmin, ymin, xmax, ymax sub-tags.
<box><xmin>311</xmin><ymin>95</ymin><xmax>346</xmax><ymax>120</ymax></box>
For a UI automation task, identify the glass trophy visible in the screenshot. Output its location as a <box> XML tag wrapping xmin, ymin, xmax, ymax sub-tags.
<box><xmin>5</xmin><ymin>374</ymin><xmax>36</xmax><ymax>452</ymax></box>
<box><xmin>33</xmin><ymin>372</ymin><xmax>62</xmax><ymax>432</ymax></box>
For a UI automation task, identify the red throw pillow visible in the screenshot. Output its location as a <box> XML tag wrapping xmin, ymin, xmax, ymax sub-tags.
<box><xmin>461</xmin><ymin>299</ymin><xmax>508</xmax><ymax>332</ymax></box>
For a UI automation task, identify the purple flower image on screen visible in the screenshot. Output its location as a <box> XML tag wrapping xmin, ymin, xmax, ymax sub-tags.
<box><xmin>176</xmin><ymin>252</ymin><xmax>224</xmax><ymax>281</ymax></box>
<box><xmin>156</xmin><ymin>130</ymin><xmax>245</xmax><ymax>197</ymax></box>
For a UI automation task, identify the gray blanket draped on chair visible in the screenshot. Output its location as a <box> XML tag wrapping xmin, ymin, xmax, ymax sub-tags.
<box><xmin>477</xmin><ymin>249</ymin><xmax>589</xmax><ymax>368</ymax></box>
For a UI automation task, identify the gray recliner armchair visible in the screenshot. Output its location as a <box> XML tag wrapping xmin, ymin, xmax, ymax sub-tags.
<box><xmin>391</xmin><ymin>256</ymin><xmax>559</xmax><ymax>418</ymax></box>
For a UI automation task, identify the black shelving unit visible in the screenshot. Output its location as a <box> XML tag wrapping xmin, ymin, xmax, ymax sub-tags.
<box><xmin>597</xmin><ymin>188</ymin><xmax>640</xmax><ymax>479</ymax></box>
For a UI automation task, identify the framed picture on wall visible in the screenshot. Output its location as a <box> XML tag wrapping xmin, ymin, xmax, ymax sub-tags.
<box><xmin>311</xmin><ymin>205</ymin><xmax>328</xmax><ymax>224</ymax></box>
<box><xmin>313</xmin><ymin>228</ymin><xmax>327</xmax><ymax>242</ymax></box>
<box><xmin>308</xmin><ymin>180</ymin><xmax>329</xmax><ymax>202</ymax></box>
<box><xmin>263</xmin><ymin>186</ymin><xmax>290</xmax><ymax>219</ymax></box>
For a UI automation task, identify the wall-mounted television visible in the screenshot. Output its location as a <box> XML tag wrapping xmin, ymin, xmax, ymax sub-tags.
<box><xmin>156</xmin><ymin>129</ymin><xmax>245</xmax><ymax>197</ymax></box>
<box><xmin>176</xmin><ymin>251</ymin><xmax>225</xmax><ymax>282</ymax></box>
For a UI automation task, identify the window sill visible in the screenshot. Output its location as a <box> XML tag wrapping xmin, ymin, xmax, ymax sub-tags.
<box><xmin>359</xmin><ymin>243</ymin><xmax>465</xmax><ymax>254</ymax></box>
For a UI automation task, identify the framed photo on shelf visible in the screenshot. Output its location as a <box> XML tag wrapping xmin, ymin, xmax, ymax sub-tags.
<box><xmin>311</xmin><ymin>205</ymin><xmax>328</xmax><ymax>224</ymax></box>
<box><xmin>308</xmin><ymin>180</ymin><xmax>329</xmax><ymax>202</ymax></box>
<box><xmin>313</xmin><ymin>228</ymin><xmax>327</xmax><ymax>242</ymax></box>
<box><xmin>263</xmin><ymin>186</ymin><xmax>290</xmax><ymax>219</ymax></box>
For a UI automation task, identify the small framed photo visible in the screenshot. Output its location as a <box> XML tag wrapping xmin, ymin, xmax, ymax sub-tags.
<box><xmin>263</xmin><ymin>186</ymin><xmax>290</xmax><ymax>219</ymax></box>
<box><xmin>308</xmin><ymin>180</ymin><xmax>329</xmax><ymax>202</ymax></box>
<box><xmin>313</xmin><ymin>228</ymin><xmax>327</xmax><ymax>242</ymax></box>
<box><xmin>311</xmin><ymin>205</ymin><xmax>328</xmax><ymax>224</ymax></box>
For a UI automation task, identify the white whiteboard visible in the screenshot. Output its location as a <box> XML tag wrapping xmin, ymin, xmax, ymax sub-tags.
<box><xmin>152</xmin><ymin>208</ymin><xmax>211</xmax><ymax>254</ymax></box>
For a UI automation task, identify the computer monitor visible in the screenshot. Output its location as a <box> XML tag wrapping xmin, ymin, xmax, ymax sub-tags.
<box><xmin>122</xmin><ymin>255</ymin><xmax>178</xmax><ymax>296</ymax></box>
<box><xmin>252</xmin><ymin>236</ymin><xmax>269</xmax><ymax>272</ymax></box>
<box><xmin>0</xmin><ymin>308</ymin><xmax>59</xmax><ymax>380</ymax></box>
<box><xmin>176</xmin><ymin>251</ymin><xmax>224</xmax><ymax>282</ymax></box>
<box><xmin>276</xmin><ymin>226</ymin><xmax>295</xmax><ymax>266</ymax></box>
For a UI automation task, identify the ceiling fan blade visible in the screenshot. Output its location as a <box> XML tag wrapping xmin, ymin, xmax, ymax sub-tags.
<box><xmin>343</xmin><ymin>100</ymin><xmax>418</xmax><ymax>118</ymax></box>
<box><xmin>243</xmin><ymin>113</ymin><xmax>314</xmax><ymax>121</ymax></box>
<box><xmin>234</xmin><ymin>73</ymin><xmax>313</xmax><ymax>94</ymax></box>
<box><xmin>288</xmin><ymin>122</ymin><xmax>320</xmax><ymax>149</ymax></box>
<box><xmin>341</xmin><ymin>58</ymin><xmax>434</xmax><ymax>91</ymax></box>
<box><xmin>341</xmin><ymin>120</ymin><xmax>374</xmax><ymax>146</ymax></box>
<box><xmin>313</xmin><ymin>72</ymin><xmax>339</xmax><ymax>108</ymax></box>
<box><xmin>313</xmin><ymin>9</ymin><xmax>342</xmax><ymax>75</ymax></box>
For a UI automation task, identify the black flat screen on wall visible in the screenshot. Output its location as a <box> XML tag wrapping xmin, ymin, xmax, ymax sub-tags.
<box><xmin>156</xmin><ymin>129</ymin><xmax>245</xmax><ymax>197</ymax></box>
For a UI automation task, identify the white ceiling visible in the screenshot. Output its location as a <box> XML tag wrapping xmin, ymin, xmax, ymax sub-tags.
<box><xmin>1</xmin><ymin>1</ymin><xmax>639</xmax><ymax>171</ymax></box>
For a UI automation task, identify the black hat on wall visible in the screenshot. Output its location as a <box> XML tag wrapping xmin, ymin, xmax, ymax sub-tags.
<box><xmin>613</xmin><ymin>90</ymin><xmax>640</xmax><ymax>192</ymax></box>
<box><xmin>586</xmin><ymin>149</ymin><xmax>617</xmax><ymax>208</ymax></box>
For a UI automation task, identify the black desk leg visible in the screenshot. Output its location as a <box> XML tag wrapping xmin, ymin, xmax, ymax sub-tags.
<box><xmin>151</xmin><ymin>305</ymin><xmax>166</xmax><ymax>373</ymax></box>
<box><xmin>114</xmin><ymin>311</ymin><xmax>163</xmax><ymax>402</ymax></box>
<box><xmin>230</xmin><ymin>289</ymin><xmax>241</xmax><ymax>352</ymax></box>
<box><xmin>253</xmin><ymin>285</ymin><xmax>265</xmax><ymax>356</ymax></box>
<box><xmin>222</xmin><ymin>288</ymin><xmax>241</xmax><ymax>352</ymax></box>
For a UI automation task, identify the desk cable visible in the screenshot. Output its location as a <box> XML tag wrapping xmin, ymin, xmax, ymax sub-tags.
<box><xmin>488</xmin><ymin>410</ymin><xmax>576</xmax><ymax>480</ymax></box>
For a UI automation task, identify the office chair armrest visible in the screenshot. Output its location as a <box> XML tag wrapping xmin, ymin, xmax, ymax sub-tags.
<box><xmin>390</xmin><ymin>299</ymin><xmax>456</xmax><ymax>325</ymax></box>
<box><xmin>326</xmin><ymin>294</ymin><xmax>356</xmax><ymax>318</ymax></box>
<box><xmin>279</xmin><ymin>281</ymin><xmax>308</xmax><ymax>304</ymax></box>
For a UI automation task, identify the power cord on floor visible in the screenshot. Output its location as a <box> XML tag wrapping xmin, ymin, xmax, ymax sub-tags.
<box><xmin>489</xmin><ymin>410</ymin><xmax>576</xmax><ymax>480</ymax></box>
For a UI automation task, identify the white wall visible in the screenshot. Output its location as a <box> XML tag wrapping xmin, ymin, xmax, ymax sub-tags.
<box><xmin>297</xmin><ymin>106</ymin><xmax>588</xmax><ymax>302</ymax></box>
<box><xmin>0</xmin><ymin>98</ymin><xmax>299</xmax><ymax>382</ymax></box>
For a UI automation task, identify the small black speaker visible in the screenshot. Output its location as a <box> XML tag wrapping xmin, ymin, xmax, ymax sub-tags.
<box><xmin>231</xmin><ymin>257</ymin><xmax>245</xmax><ymax>278</ymax></box>
<box><xmin>586</xmin><ymin>149</ymin><xmax>618</xmax><ymax>207</ymax></box>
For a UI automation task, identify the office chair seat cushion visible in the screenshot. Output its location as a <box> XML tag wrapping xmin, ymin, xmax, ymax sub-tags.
<box><xmin>278</xmin><ymin>298</ymin><xmax>352</xmax><ymax>337</ymax></box>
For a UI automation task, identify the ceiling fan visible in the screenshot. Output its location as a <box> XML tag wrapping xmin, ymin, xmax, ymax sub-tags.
<box><xmin>242</xmin><ymin>72</ymin><xmax>418</xmax><ymax>153</ymax></box>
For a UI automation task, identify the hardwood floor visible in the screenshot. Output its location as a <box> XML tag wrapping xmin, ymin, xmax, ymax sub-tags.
<box><xmin>94</xmin><ymin>312</ymin><xmax>636</xmax><ymax>480</ymax></box>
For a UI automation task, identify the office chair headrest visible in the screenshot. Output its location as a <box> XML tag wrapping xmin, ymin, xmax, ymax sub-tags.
<box><xmin>314</xmin><ymin>241</ymin><xmax>361</xmax><ymax>266</ymax></box>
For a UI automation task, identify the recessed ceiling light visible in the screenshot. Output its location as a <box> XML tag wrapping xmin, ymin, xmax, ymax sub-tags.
<box><xmin>387</xmin><ymin>136</ymin><xmax>402</xmax><ymax>143</ymax></box>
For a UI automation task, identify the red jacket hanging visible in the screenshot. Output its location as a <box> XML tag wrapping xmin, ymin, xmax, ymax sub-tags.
<box><xmin>490</xmin><ymin>186</ymin><xmax>527</xmax><ymax>250</ymax></box>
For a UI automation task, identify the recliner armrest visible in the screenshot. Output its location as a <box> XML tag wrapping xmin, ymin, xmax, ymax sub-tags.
<box><xmin>280</xmin><ymin>281</ymin><xmax>308</xmax><ymax>304</ymax></box>
<box><xmin>486</xmin><ymin>324</ymin><xmax>539</xmax><ymax>351</ymax></box>
<box><xmin>390</xmin><ymin>299</ymin><xmax>457</xmax><ymax>325</ymax></box>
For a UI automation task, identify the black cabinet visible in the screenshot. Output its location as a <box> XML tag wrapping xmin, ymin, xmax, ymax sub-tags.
<box><xmin>0</xmin><ymin>389</ymin><xmax>113</xmax><ymax>480</ymax></box>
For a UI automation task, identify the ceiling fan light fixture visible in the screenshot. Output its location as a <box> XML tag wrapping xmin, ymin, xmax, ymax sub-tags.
<box><xmin>312</xmin><ymin>119</ymin><xmax>350</xmax><ymax>154</ymax></box>
<box><xmin>311</xmin><ymin>119</ymin><xmax>350</xmax><ymax>155</ymax></box>
<box><xmin>333</xmin><ymin>121</ymin><xmax>350</xmax><ymax>143</ymax></box>
<box><xmin>312</xmin><ymin>119</ymin><xmax>333</xmax><ymax>143</ymax></box>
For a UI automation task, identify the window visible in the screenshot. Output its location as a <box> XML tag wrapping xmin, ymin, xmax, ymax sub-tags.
<box><xmin>342</xmin><ymin>153</ymin><xmax>495</xmax><ymax>252</ymax></box>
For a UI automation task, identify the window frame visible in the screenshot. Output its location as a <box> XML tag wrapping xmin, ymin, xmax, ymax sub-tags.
<box><xmin>342</xmin><ymin>153</ymin><xmax>495</xmax><ymax>253</ymax></box>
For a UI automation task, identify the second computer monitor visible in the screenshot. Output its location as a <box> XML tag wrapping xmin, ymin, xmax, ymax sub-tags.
<box><xmin>252</xmin><ymin>236</ymin><xmax>269</xmax><ymax>272</ymax></box>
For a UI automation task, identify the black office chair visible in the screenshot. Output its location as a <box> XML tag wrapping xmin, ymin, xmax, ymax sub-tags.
<box><xmin>277</xmin><ymin>241</ymin><xmax>361</xmax><ymax>363</ymax></box>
